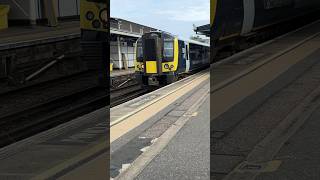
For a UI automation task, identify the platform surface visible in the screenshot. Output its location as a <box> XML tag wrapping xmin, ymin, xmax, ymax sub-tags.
<box><xmin>256</xmin><ymin>105</ymin><xmax>320</xmax><ymax>180</ymax></box>
<box><xmin>0</xmin><ymin>21</ymin><xmax>80</xmax><ymax>50</ymax></box>
<box><xmin>211</xmin><ymin>20</ymin><xmax>320</xmax><ymax>180</ymax></box>
<box><xmin>136</xmin><ymin>97</ymin><xmax>210</xmax><ymax>180</ymax></box>
<box><xmin>0</xmin><ymin>108</ymin><xmax>108</xmax><ymax>180</ymax></box>
<box><xmin>110</xmin><ymin>70</ymin><xmax>210</xmax><ymax>179</ymax></box>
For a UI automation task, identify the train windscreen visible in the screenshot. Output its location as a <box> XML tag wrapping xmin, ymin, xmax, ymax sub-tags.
<box><xmin>145</xmin><ymin>39</ymin><xmax>157</xmax><ymax>60</ymax></box>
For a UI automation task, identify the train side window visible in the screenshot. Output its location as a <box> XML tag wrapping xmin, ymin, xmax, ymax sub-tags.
<box><xmin>136</xmin><ymin>39</ymin><xmax>143</xmax><ymax>62</ymax></box>
<box><xmin>163</xmin><ymin>39</ymin><xmax>174</xmax><ymax>61</ymax></box>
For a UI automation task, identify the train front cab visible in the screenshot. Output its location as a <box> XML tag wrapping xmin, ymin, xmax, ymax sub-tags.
<box><xmin>135</xmin><ymin>32</ymin><xmax>186</xmax><ymax>86</ymax></box>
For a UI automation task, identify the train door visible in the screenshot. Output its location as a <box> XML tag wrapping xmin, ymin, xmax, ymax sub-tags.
<box><xmin>185</xmin><ymin>43</ymin><xmax>190</xmax><ymax>72</ymax></box>
<box><xmin>241</xmin><ymin>0</ymin><xmax>255</xmax><ymax>35</ymax></box>
<box><xmin>177</xmin><ymin>40</ymin><xmax>186</xmax><ymax>73</ymax></box>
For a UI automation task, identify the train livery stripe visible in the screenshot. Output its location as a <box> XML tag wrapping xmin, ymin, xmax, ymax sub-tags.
<box><xmin>241</xmin><ymin>0</ymin><xmax>255</xmax><ymax>35</ymax></box>
<box><xmin>211</xmin><ymin>0</ymin><xmax>217</xmax><ymax>26</ymax></box>
<box><xmin>173</xmin><ymin>38</ymin><xmax>179</xmax><ymax>71</ymax></box>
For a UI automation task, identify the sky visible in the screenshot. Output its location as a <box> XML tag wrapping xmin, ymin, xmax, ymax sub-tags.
<box><xmin>110</xmin><ymin>0</ymin><xmax>210</xmax><ymax>39</ymax></box>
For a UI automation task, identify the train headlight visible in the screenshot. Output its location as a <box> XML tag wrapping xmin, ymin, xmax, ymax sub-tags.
<box><xmin>99</xmin><ymin>8</ymin><xmax>108</xmax><ymax>23</ymax></box>
<box><xmin>170</xmin><ymin>65</ymin><xmax>174</xmax><ymax>69</ymax></box>
<box><xmin>164</xmin><ymin>64</ymin><xmax>169</xmax><ymax>69</ymax></box>
<box><xmin>86</xmin><ymin>11</ymin><xmax>95</xmax><ymax>21</ymax></box>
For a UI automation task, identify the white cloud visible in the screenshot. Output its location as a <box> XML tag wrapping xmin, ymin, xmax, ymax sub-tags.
<box><xmin>110</xmin><ymin>0</ymin><xmax>209</xmax><ymax>38</ymax></box>
<box><xmin>111</xmin><ymin>0</ymin><xmax>209</xmax><ymax>22</ymax></box>
<box><xmin>154</xmin><ymin>0</ymin><xmax>209</xmax><ymax>22</ymax></box>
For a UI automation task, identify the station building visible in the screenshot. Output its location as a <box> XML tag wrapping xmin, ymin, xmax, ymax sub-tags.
<box><xmin>110</xmin><ymin>18</ymin><xmax>157</xmax><ymax>69</ymax></box>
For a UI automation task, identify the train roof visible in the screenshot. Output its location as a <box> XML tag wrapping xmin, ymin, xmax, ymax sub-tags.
<box><xmin>179</xmin><ymin>37</ymin><xmax>210</xmax><ymax>47</ymax></box>
<box><xmin>143</xmin><ymin>31</ymin><xmax>210</xmax><ymax>47</ymax></box>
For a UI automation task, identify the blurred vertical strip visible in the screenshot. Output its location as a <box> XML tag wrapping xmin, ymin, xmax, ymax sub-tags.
<box><xmin>80</xmin><ymin>0</ymin><xmax>110</xmax><ymax>178</ymax></box>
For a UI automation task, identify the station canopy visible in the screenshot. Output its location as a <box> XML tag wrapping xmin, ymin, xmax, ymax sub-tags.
<box><xmin>194</xmin><ymin>24</ymin><xmax>210</xmax><ymax>37</ymax></box>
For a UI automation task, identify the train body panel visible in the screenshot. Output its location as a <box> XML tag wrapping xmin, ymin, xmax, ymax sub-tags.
<box><xmin>189</xmin><ymin>43</ymin><xmax>210</xmax><ymax>72</ymax></box>
<box><xmin>211</xmin><ymin>0</ymin><xmax>320</xmax><ymax>41</ymax></box>
<box><xmin>210</xmin><ymin>0</ymin><xmax>320</xmax><ymax>63</ymax></box>
<box><xmin>253</xmin><ymin>0</ymin><xmax>320</xmax><ymax>31</ymax></box>
<box><xmin>135</xmin><ymin>32</ymin><xmax>209</xmax><ymax>86</ymax></box>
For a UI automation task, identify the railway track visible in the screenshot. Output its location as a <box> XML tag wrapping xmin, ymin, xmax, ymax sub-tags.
<box><xmin>110</xmin><ymin>78</ymin><xmax>150</xmax><ymax>107</ymax></box>
<box><xmin>0</xmin><ymin>70</ymin><xmax>151</xmax><ymax>147</ymax></box>
<box><xmin>0</xmin><ymin>71</ymin><xmax>106</xmax><ymax>147</ymax></box>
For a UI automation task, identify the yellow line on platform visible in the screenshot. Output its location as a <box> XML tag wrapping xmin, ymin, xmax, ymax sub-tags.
<box><xmin>110</xmin><ymin>73</ymin><xmax>209</xmax><ymax>143</ymax></box>
<box><xmin>111</xmin><ymin>72</ymin><xmax>207</xmax><ymax>127</ymax></box>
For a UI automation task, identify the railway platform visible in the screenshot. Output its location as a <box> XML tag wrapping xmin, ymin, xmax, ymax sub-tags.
<box><xmin>109</xmin><ymin>18</ymin><xmax>320</xmax><ymax>180</ymax></box>
<box><xmin>0</xmin><ymin>108</ymin><xmax>108</xmax><ymax>180</ymax></box>
<box><xmin>110</xmin><ymin>70</ymin><xmax>210</xmax><ymax>179</ymax></box>
<box><xmin>0</xmin><ymin>21</ymin><xmax>80</xmax><ymax>50</ymax></box>
<box><xmin>0</xmin><ymin>21</ymin><xmax>82</xmax><ymax>94</ymax></box>
<box><xmin>211</xmin><ymin>20</ymin><xmax>320</xmax><ymax>180</ymax></box>
<box><xmin>0</xmin><ymin>20</ymin><xmax>130</xmax><ymax>95</ymax></box>
<box><xmin>0</xmin><ymin>20</ymin><xmax>134</xmax><ymax>80</ymax></box>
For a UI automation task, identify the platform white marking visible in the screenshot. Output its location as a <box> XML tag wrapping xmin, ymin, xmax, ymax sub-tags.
<box><xmin>140</xmin><ymin>146</ymin><xmax>150</xmax><ymax>153</ymax></box>
<box><xmin>115</xmin><ymin>87</ymin><xmax>209</xmax><ymax>180</ymax></box>
<box><xmin>119</xmin><ymin>164</ymin><xmax>131</xmax><ymax>174</ymax></box>
<box><xmin>111</xmin><ymin>72</ymin><xmax>208</xmax><ymax>127</ymax></box>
